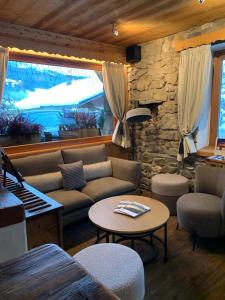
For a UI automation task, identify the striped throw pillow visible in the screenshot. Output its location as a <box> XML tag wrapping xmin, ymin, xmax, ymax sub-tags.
<box><xmin>59</xmin><ymin>161</ymin><xmax>86</xmax><ymax>190</ymax></box>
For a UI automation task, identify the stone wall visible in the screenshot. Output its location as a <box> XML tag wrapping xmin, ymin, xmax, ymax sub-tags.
<box><xmin>127</xmin><ymin>19</ymin><xmax>225</xmax><ymax>190</ymax></box>
<box><xmin>128</xmin><ymin>36</ymin><xmax>181</xmax><ymax>190</ymax></box>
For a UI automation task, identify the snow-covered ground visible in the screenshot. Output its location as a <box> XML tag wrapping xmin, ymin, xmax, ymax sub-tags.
<box><xmin>15</xmin><ymin>76</ymin><xmax>103</xmax><ymax>110</ymax></box>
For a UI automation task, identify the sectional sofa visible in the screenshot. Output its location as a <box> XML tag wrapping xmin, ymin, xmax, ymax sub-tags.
<box><xmin>12</xmin><ymin>145</ymin><xmax>141</xmax><ymax>226</ymax></box>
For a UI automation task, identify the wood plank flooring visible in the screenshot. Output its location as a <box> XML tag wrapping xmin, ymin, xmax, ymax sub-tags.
<box><xmin>64</xmin><ymin>216</ymin><xmax>225</xmax><ymax>300</ymax></box>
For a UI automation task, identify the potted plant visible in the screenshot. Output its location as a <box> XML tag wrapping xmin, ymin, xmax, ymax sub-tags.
<box><xmin>0</xmin><ymin>113</ymin><xmax>10</xmax><ymax>146</ymax></box>
<box><xmin>59</xmin><ymin>111</ymin><xmax>100</xmax><ymax>139</ymax></box>
<box><xmin>0</xmin><ymin>113</ymin><xmax>42</xmax><ymax>146</ymax></box>
<box><xmin>58</xmin><ymin>124</ymin><xmax>80</xmax><ymax>139</ymax></box>
<box><xmin>74</xmin><ymin>111</ymin><xmax>100</xmax><ymax>137</ymax></box>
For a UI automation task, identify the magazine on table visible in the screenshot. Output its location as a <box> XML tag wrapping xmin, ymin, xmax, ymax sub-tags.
<box><xmin>114</xmin><ymin>201</ymin><xmax>151</xmax><ymax>218</ymax></box>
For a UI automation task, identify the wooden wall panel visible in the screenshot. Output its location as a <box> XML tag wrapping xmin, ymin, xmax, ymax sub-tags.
<box><xmin>175</xmin><ymin>27</ymin><xmax>225</xmax><ymax>52</ymax></box>
<box><xmin>0</xmin><ymin>21</ymin><xmax>125</xmax><ymax>63</ymax></box>
<box><xmin>4</xmin><ymin>137</ymin><xmax>130</xmax><ymax>160</ymax></box>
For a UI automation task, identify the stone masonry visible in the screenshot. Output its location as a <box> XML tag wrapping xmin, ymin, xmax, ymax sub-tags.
<box><xmin>128</xmin><ymin>36</ymin><xmax>182</xmax><ymax>190</ymax></box>
<box><xmin>126</xmin><ymin>17</ymin><xmax>225</xmax><ymax>190</ymax></box>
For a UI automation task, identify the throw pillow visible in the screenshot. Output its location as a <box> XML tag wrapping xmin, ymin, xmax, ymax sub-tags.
<box><xmin>59</xmin><ymin>161</ymin><xmax>86</xmax><ymax>190</ymax></box>
<box><xmin>83</xmin><ymin>160</ymin><xmax>112</xmax><ymax>181</ymax></box>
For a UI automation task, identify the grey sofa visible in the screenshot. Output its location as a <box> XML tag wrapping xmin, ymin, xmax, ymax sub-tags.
<box><xmin>12</xmin><ymin>145</ymin><xmax>141</xmax><ymax>226</ymax></box>
<box><xmin>177</xmin><ymin>165</ymin><xmax>225</xmax><ymax>250</ymax></box>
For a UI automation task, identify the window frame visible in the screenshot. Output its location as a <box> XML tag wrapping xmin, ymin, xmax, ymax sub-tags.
<box><xmin>199</xmin><ymin>50</ymin><xmax>225</xmax><ymax>157</ymax></box>
<box><xmin>4</xmin><ymin>51</ymin><xmax>113</xmax><ymax>157</ymax></box>
<box><xmin>198</xmin><ymin>51</ymin><xmax>225</xmax><ymax>156</ymax></box>
<box><xmin>209</xmin><ymin>51</ymin><xmax>224</xmax><ymax>147</ymax></box>
<box><xmin>9</xmin><ymin>52</ymin><xmax>102</xmax><ymax>71</ymax></box>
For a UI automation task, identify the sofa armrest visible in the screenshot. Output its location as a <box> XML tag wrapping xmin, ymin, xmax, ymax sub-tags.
<box><xmin>221</xmin><ymin>192</ymin><xmax>225</xmax><ymax>219</ymax></box>
<box><xmin>108</xmin><ymin>156</ymin><xmax>141</xmax><ymax>188</ymax></box>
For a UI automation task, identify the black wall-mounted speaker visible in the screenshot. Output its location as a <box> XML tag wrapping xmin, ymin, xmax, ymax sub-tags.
<box><xmin>126</xmin><ymin>45</ymin><xmax>141</xmax><ymax>63</ymax></box>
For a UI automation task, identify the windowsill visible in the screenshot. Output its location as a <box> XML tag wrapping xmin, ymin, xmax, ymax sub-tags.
<box><xmin>4</xmin><ymin>135</ymin><xmax>113</xmax><ymax>158</ymax></box>
<box><xmin>197</xmin><ymin>145</ymin><xmax>215</xmax><ymax>157</ymax></box>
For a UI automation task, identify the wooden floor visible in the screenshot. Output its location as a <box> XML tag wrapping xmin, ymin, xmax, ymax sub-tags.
<box><xmin>64</xmin><ymin>216</ymin><xmax>225</xmax><ymax>300</ymax></box>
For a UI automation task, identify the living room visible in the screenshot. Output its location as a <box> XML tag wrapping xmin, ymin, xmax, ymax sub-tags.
<box><xmin>0</xmin><ymin>1</ymin><xmax>225</xmax><ymax>299</ymax></box>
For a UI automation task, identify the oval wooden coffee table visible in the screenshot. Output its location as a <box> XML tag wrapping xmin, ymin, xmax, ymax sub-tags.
<box><xmin>88</xmin><ymin>195</ymin><xmax>170</xmax><ymax>263</ymax></box>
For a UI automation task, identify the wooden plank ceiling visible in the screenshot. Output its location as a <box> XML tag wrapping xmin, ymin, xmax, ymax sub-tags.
<box><xmin>0</xmin><ymin>0</ymin><xmax>225</xmax><ymax>46</ymax></box>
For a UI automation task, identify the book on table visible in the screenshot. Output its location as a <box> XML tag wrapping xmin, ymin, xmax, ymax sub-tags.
<box><xmin>114</xmin><ymin>201</ymin><xmax>151</xmax><ymax>218</ymax></box>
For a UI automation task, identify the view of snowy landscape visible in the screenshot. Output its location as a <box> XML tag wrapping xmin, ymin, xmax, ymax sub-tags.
<box><xmin>1</xmin><ymin>61</ymin><xmax>113</xmax><ymax>143</ymax></box>
<box><xmin>219</xmin><ymin>60</ymin><xmax>225</xmax><ymax>138</ymax></box>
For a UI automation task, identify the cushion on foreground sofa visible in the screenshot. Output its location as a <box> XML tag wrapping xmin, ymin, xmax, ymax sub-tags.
<box><xmin>12</xmin><ymin>145</ymin><xmax>141</xmax><ymax>226</ymax></box>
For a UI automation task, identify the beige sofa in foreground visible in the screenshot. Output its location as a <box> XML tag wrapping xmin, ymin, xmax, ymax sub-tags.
<box><xmin>12</xmin><ymin>145</ymin><xmax>141</xmax><ymax>226</ymax></box>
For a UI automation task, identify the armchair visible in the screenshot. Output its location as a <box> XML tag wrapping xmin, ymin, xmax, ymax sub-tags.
<box><xmin>177</xmin><ymin>165</ymin><xmax>225</xmax><ymax>250</ymax></box>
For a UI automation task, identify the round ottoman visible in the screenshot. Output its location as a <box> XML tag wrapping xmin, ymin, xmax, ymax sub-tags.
<box><xmin>151</xmin><ymin>173</ymin><xmax>189</xmax><ymax>215</ymax></box>
<box><xmin>73</xmin><ymin>243</ymin><xmax>145</xmax><ymax>300</ymax></box>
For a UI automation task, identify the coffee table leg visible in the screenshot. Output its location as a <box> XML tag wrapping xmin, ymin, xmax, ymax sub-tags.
<box><xmin>164</xmin><ymin>223</ymin><xmax>168</xmax><ymax>263</ymax></box>
<box><xmin>112</xmin><ymin>234</ymin><xmax>115</xmax><ymax>243</ymax></box>
<box><xmin>95</xmin><ymin>228</ymin><xmax>100</xmax><ymax>244</ymax></box>
<box><xmin>106</xmin><ymin>232</ymin><xmax>109</xmax><ymax>243</ymax></box>
<box><xmin>150</xmin><ymin>234</ymin><xmax>153</xmax><ymax>245</ymax></box>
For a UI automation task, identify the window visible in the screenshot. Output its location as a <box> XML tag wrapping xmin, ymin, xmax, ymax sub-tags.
<box><xmin>1</xmin><ymin>57</ymin><xmax>113</xmax><ymax>147</ymax></box>
<box><xmin>209</xmin><ymin>53</ymin><xmax>225</xmax><ymax>148</ymax></box>
<box><xmin>218</xmin><ymin>59</ymin><xmax>225</xmax><ymax>138</ymax></box>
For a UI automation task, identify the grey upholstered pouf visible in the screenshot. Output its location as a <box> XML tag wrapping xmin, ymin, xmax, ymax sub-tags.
<box><xmin>73</xmin><ymin>243</ymin><xmax>145</xmax><ymax>300</ymax></box>
<box><xmin>151</xmin><ymin>173</ymin><xmax>189</xmax><ymax>215</ymax></box>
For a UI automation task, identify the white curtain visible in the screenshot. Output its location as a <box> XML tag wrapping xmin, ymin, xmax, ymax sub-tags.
<box><xmin>102</xmin><ymin>62</ymin><xmax>130</xmax><ymax>148</ymax></box>
<box><xmin>95</xmin><ymin>70</ymin><xmax>114</xmax><ymax>135</ymax></box>
<box><xmin>177</xmin><ymin>44</ymin><xmax>212</xmax><ymax>159</ymax></box>
<box><xmin>0</xmin><ymin>47</ymin><xmax>8</xmax><ymax>103</ymax></box>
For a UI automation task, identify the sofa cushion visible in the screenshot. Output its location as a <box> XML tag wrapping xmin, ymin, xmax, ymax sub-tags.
<box><xmin>24</xmin><ymin>172</ymin><xmax>63</xmax><ymax>193</ymax></box>
<box><xmin>81</xmin><ymin>177</ymin><xmax>136</xmax><ymax>201</ymax></box>
<box><xmin>84</xmin><ymin>161</ymin><xmax>112</xmax><ymax>181</ymax></box>
<box><xmin>62</xmin><ymin>144</ymin><xmax>107</xmax><ymax>165</ymax></box>
<box><xmin>11</xmin><ymin>151</ymin><xmax>64</xmax><ymax>176</ymax></box>
<box><xmin>59</xmin><ymin>161</ymin><xmax>86</xmax><ymax>190</ymax></box>
<box><xmin>46</xmin><ymin>189</ymin><xmax>94</xmax><ymax>214</ymax></box>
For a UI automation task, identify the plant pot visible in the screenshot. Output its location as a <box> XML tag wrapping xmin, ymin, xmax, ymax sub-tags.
<box><xmin>17</xmin><ymin>134</ymin><xmax>41</xmax><ymax>145</ymax></box>
<box><xmin>80</xmin><ymin>128</ymin><xmax>100</xmax><ymax>137</ymax></box>
<box><xmin>59</xmin><ymin>129</ymin><xmax>80</xmax><ymax>140</ymax></box>
<box><xmin>59</xmin><ymin>128</ymin><xmax>100</xmax><ymax>139</ymax></box>
<box><xmin>0</xmin><ymin>136</ymin><xmax>13</xmax><ymax>147</ymax></box>
<box><xmin>0</xmin><ymin>134</ymin><xmax>41</xmax><ymax>147</ymax></box>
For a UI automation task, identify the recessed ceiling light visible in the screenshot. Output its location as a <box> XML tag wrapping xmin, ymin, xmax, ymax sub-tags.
<box><xmin>112</xmin><ymin>23</ymin><xmax>119</xmax><ymax>36</ymax></box>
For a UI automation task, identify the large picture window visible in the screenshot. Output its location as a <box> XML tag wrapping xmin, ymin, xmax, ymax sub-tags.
<box><xmin>0</xmin><ymin>59</ymin><xmax>113</xmax><ymax>147</ymax></box>
<box><xmin>218</xmin><ymin>59</ymin><xmax>225</xmax><ymax>138</ymax></box>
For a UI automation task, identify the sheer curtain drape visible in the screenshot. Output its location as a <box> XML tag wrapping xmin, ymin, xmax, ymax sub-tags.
<box><xmin>177</xmin><ymin>45</ymin><xmax>212</xmax><ymax>159</ymax></box>
<box><xmin>0</xmin><ymin>47</ymin><xmax>8</xmax><ymax>180</ymax></box>
<box><xmin>102</xmin><ymin>62</ymin><xmax>130</xmax><ymax>148</ymax></box>
<box><xmin>0</xmin><ymin>47</ymin><xmax>8</xmax><ymax>103</ymax></box>
<box><xmin>95</xmin><ymin>70</ymin><xmax>114</xmax><ymax>135</ymax></box>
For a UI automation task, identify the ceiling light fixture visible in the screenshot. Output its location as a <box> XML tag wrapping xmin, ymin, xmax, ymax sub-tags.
<box><xmin>198</xmin><ymin>0</ymin><xmax>205</xmax><ymax>3</ymax></box>
<box><xmin>112</xmin><ymin>23</ymin><xmax>119</xmax><ymax>36</ymax></box>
